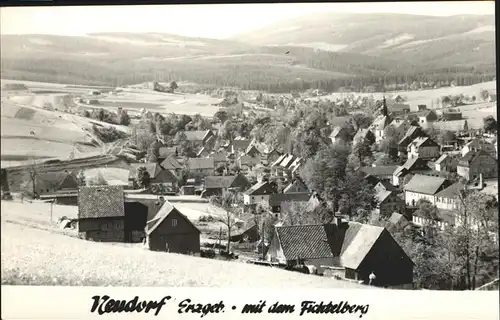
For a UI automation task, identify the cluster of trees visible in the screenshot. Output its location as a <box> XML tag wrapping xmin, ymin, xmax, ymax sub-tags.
<box><xmin>2</xmin><ymin>54</ymin><xmax>495</xmax><ymax>94</ymax></box>
<box><xmin>91</xmin><ymin>124</ymin><xmax>128</xmax><ymax>143</ymax></box>
<box><xmin>83</xmin><ymin>108</ymin><xmax>130</xmax><ymax>126</ymax></box>
<box><xmin>387</xmin><ymin>194</ymin><xmax>499</xmax><ymax>290</ymax></box>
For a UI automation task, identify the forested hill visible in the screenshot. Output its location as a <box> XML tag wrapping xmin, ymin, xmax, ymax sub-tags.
<box><xmin>1</xmin><ymin>13</ymin><xmax>496</xmax><ymax>93</ymax></box>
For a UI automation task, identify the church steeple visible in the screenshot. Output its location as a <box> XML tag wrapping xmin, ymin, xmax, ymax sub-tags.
<box><xmin>380</xmin><ymin>95</ymin><xmax>388</xmax><ymax>117</ymax></box>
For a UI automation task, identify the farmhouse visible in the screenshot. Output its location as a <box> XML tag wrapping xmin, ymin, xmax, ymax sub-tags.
<box><xmin>265</xmin><ymin>148</ymin><xmax>282</xmax><ymax>164</ymax></box>
<box><xmin>209</xmin><ymin>151</ymin><xmax>228</xmax><ymax>168</ymax></box>
<box><xmin>408</xmin><ymin>110</ymin><xmax>438</xmax><ymax>128</ymax></box>
<box><xmin>145</xmin><ymin>201</ymin><xmax>200</xmax><ymax>254</ymax></box>
<box><xmin>265</xmin><ymin>220</ymin><xmax>414</xmax><ymax>288</ymax></box>
<box><xmin>407</xmin><ymin>137</ymin><xmax>440</xmax><ymax>160</ymax></box>
<box><xmin>404</xmin><ymin>174</ymin><xmax>451</xmax><ymax>207</ymax></box>
<box><xmin>457</xmin><ymin>150</ymin><xmax>498</xmax><ymax>181</ymax></box>
<box><xmin>202</xmin><ymin>173</ymin><xmax>251</xmax><ymax>198</ymax></box>
<box><xmin>129</xmin><ymin>163</ymin><xmax>178</xmax><ymax>187</ymax></box>
<box><xmin>374</xmin><ymin>180</ymin><xmax>398</xmax><ymax>193</ymax></box>
<box><xmin>230</xmin><ymin>224</ymin><xmax>259</xmax><ymax>243</ymax></box>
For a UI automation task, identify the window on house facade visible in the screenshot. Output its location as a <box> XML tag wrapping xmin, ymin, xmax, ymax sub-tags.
<box><xmin>252</xmin><ymin>196</ymin><xmax>255</xmax><ymax>201</ymax></box>
<box><xmin>172</xmin><ymin>219</ymin><xmax>177</xmax><ymax>227</ymax></box>
<box><xmin>102</xmin><ymin>223</ymin><xmax>109</xmax><ymax>231</ymax></box>
<box><xmin>115</xmin><ymin>222</ymin><xmax>121</xmax><ymax>229</ymax></box>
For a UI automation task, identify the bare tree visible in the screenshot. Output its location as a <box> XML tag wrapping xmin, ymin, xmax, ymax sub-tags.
<box><xmin>210</xmin><ymin>191</ymin><xmax>242</xmax><ymax>253</ymax></box>
<box><xmin>27</xmin><ymin>158</ymin><xmax>41</xmax><ymax>197</ymax></box>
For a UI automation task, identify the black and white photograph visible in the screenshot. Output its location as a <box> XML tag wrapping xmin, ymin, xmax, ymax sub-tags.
<box><xmin>0</xmin><ymin>0</ymin><xmax>498</xmax><ymax>297</ymax></box>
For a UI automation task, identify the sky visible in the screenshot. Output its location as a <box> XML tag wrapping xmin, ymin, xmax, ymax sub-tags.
<box><xmin>0</xmin><ymin>2</ymin><xmax>495</xmax><ymax>39</ymax></box>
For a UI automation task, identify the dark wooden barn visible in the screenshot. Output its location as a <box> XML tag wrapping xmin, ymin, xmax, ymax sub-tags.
<box><xmin>266</xmin><ymin>219</ymin><xmax>414</xmax><ymax>288</ymax></box>
<box><xmin>145</xmin><ymin>201</ymin><xmax>201</xmax><ymax>254</ymax></box>
<box><xmin>77</xmin><ymin>185</ymin><xmax>126</xmax><ymax>242</ymax></box>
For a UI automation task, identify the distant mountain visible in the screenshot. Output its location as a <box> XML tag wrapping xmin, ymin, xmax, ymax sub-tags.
<box><xmin>230</xmin><ymin>13</ymin><xmax>496</xmax><ymax>68</ymax></box>
<box><xmin>0</xmin><ymin>13</ymin><xmax>496</xmax><ymax>93</ymax></box>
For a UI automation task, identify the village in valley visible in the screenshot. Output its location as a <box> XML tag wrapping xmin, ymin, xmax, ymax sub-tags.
<box><xmin>1</xmin><ymin>6</ymin><xmax>498</xmax><ymax>291</ymax></box>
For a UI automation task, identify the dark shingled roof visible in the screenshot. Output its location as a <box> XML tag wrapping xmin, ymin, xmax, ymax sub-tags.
<box><xmin>204</xmin><ymin>175</ymin><xmax>237</xmax><ymax>189</ymax></box>
<box><xmin>275</xmin><ymin>224</ymin><xmax>335</xmax><ymax>260</ymax></box>
<box><xmin>435</xmin><ymin>182</ymin><xmax>465</xmax><ymax>199</ymax></box>
<box><xmin>458</xmin><ymin>150</ymin><xmax>495</xmax><ymax>167</ymax></box>
<box><xmin>404</xmin><ymin>174</ymin><xmax>447</xmax><ymax>195</ymax></box>
<box><xmin>78</xmin><ymin>185</ymin><xmax>125</xmax><ymax>219</ymax></box>
<box><xmin>359</xmin><ymin>166</ymin><xmax>399</xmax><ymax>177</ymax></box>
<box><xmin>160</xmin><ymin>156</ymin><xmax>183</xmax><ymax>170</ymax></box>
<box><xmin>269</xmin><ymin>192</ymin><xmax>312</xmax><ymax>206</ymax></box>
<box><xmin>159</xmin><ymin>147</ymin><xmax>177</xmax><ymax>158</ymax></box>
<box><xmin>244</xmin><ymin>181</ymin><xmax>275</xmax><ymax>195</ymax></box>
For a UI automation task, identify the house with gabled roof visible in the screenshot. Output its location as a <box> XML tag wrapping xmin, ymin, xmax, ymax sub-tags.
<box><xmin>23</xmin><ymin>170</ymin><xmax>79</xmax><ymax>196</ymax></box>
<box><xmin>434</xmin><ymin>181</ymin><xmax>465</xmax><ymax>210</ymax></box>
<box><xmin>461</xmin><ymin>139</ymin><xmax>496</xmax><ymax>157</ymax></box>
<box><xmin>246</xmin><ymin>144</ymin><xmax>261</xmax><ymax>157</ymax></box>
<box><xmin>202</xmin><ymin>173</ymin><xmax>251</xmax><ymax>198</ymax></box>
<box><xmin>182</xmin><ymin>130</ymin><xmax>215</xmax><ymax>147</ymax></box>
<box><xmin>388</xmin><ymin>103</ymin><xmax>411</xmax><ymax>117</ymax></box>
<box><xmin>407</xmin><ymin>137</ymin><xmax>440</xmax><ymax>160</ymax></box>
<box><xmin>229</xmin><ymin>137</ymin><xmax>253</xmax><ymax>155</ymax></box>
<box><xmin>457</xmin><ymin>149</ymin><xmax>498</xmax><ymax>181</ymax></box>
<box><xmin>408</xmin><ymin>110</ymin><xmax>438</xmax><ymax>128</ymax></box>
<box><xmin>398</xmin><ymin>126</ymin><xmax>428</xmax><ymax>156</ymax></box>
<box><xmin>238</xmin><ymin>155</ymin><xmax>261</xmax><ymax>171</ymax></box>
<box><xmin>129</xmin><ymin>163</ymin><xmax>178</xmax><ymax>187</ymax></box>
<box><xmin>404</xmin><ymin>174</ymin><xmax>451</xmax><ymax>207</ymax></box>
<box><xmin>283</xmin><ymin>178</ymin><xmax>309</xmax><ymax>194</ymax></box>
<box><xmin>209</xmin><ymin>151</ymin><xmax>228</xmax><ymax>169</ymax></box>
<box><xmin>243</xmin><ymin>181</ymin><xmax>276</xmax><ymax>207</ymax></box>
<box><xmin>160</xmin><ymin>156</ymin><xmax>183</xmax><ymax>173</ymax></box>
<box><xmin>435</xmin><ymin>154</ymin><xmax>457</xmax><ymax>172</ymax></box>
<box><xmin>353</xmin><ymin>129</ymin><xmax>375</xmax><ymax>146</ymax></box>
<box><xmin>158</xmin><ymin>147</ymin><xmax>177</xmax><ymax>162</ymax></box>
<box><xmin>265</xmin><ymin>148</ymin><xmax>282</xmax><ymax>164</ymax></box>
<box><xmin>392</xmin><ymin>157</ymin><xmax>432</xmax><ymax>186</ymax></box>
<box><xmin>196</xmin><ymin>147</ymin><xmax>210</xmax><ymax>158</ymax></box>
<box><xmin>265</xmin><ymin>220</ymin><xmax>414</xmax><ymax>288</ymax></box>
<box><xmin>145</xmin><ymin>201</ymin><xmax>200</xmax><ymax>254</ymax></box>
<box><xmin>269</xmin><ymin>192</ymin><xmax>312</xmax><ymax>213</ymax></box>
<box><xmin>77</xmin><ymin>185</ymin><xmax>126</xmax><ymax>242</ymax></box>
<box><xmin>387</xmin><ymin>212</ymin><xmax>411</xmax><ymax>233</ymax></box>
<box><xmin>358</xmin><ymin>165</ymin><xmax>398</xmax><ymax>182</ymax></box>
<box><xmin>374</xmin><ymin>180</ymin><xmax>398</xmax><ymax>193</ymax></box>
<box><xmin>375</xmin><ymin>190</ymin><xmax>405</xmax><ymax>218</ymax></box>
<box><xmin>330</xmin><ymin>127</ymin><xmax>351</xmax><ymax>145</ymax></box>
